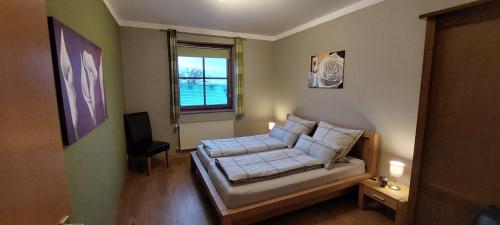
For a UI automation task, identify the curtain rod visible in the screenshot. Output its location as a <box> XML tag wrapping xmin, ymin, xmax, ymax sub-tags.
<box><xmin>160</xmin><ymin>29</ymin><xmax>244</xmax><ymax>40</ymax></box>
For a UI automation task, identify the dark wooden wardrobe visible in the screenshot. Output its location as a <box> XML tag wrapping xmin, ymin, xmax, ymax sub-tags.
<box><xmin>408</xmin><ymin>1</ymin><xmax>500</xmax><ymax>225</ymax></box>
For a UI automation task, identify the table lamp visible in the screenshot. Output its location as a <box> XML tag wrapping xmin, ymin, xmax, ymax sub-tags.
<box><xmin>268</xmin><ymin>121</ymin><xmax>276</xmax><ymax>131</ymax></box>
<box><xmin>389</xmin><ymin>160</ymin><xmax>405</xmax><ymax>190</ymax></box>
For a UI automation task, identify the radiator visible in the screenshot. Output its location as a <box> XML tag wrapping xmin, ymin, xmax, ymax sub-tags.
<box><xmin>179</xmin><ymin>120</ymin><xmax>234</xmax><ymax>151</ymax></box>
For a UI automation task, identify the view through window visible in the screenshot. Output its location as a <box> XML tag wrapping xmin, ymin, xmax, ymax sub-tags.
<box><xmin>178</xmin><ymin>43</ymin><xmax>232</xmax><ymax>111</ymax></box>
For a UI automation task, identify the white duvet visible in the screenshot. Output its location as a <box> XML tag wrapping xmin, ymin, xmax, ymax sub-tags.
<box><xmin>215</xmin><ymin>149</ymin><xmax>323</xmax><ymax>184</ymax></box>
<box><xmin>202</xmin><ymin>135</ymin><xmax>288</xmax><ymax>158</ymax></box>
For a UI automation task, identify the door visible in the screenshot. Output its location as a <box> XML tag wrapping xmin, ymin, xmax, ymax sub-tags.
<box><xmin>0</xmin><ymin>0</ymin><xmax>71</xmax><ymax>224</ymax></box>
<box><xmin>409</xmin><ymin>2</ymin><xmax>500</xmax><ymax>225</ymax></box>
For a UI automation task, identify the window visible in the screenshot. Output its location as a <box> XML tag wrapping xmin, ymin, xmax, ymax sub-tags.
<box><xmin>177</xmin><ymin>42</ymin><xmax>233</xmax><ymax>112</ymax></box>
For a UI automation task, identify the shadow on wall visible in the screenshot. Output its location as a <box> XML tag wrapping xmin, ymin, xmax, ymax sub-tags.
<box><xmin>292</xmin><ymin>106</ymin><xmax>376</xmax><ymax>131</ymax></box>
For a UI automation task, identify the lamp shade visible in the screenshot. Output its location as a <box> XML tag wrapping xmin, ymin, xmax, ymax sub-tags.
<box><xmin>268</xmin><ymin>122</ymin><xmax>276</xmax><ymax>131</ymax></box>
<box><xmin>389</xmin><ymin>161</ymin><xmax>405</xmax><ymax>178</ymax></box>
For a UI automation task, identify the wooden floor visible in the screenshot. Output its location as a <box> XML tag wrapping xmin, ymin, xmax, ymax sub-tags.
<box><xmin>113</xmin><ymin>157</ymin><xmax>395</xmax><ymax>225</ymax></box>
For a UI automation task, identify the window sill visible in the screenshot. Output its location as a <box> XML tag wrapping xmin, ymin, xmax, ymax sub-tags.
<box><xmin>180</xmin><ymin>109</ymin><xmax>234</xmax><ymax>115</ymax></box>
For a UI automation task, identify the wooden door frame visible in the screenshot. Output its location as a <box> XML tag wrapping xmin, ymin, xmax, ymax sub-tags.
<box><xmin>0</xmin><ymin>0</ymin><xmax>71</xmax><ymax>224</ymax></box>
<box><xmin>407</xmin><ymin>1</ymin><xmax>499</xmax><ymax>224</ymax></box>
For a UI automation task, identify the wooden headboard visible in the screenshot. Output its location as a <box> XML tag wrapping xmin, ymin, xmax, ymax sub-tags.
<box><xmin>348</xmin><ymin>131</ymin><xmax>380</xmax><ymax>176</ymax></box>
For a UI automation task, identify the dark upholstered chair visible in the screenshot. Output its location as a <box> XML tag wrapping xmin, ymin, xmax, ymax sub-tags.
<box><xmin>124</xmin><ymin>112</ymin><xmax>169</xmax><ymax>176</ymax></box>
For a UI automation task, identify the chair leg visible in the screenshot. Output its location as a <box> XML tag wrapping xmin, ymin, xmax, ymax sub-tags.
<box><xmin>165</xmin><ymin>151</ymin><xmax>169</xmax><ymax>168</ymax></box>
<box><xmin>147</xmin><ymin>157</ymin><xmax>152</xmax><ymax>176</ymax></box>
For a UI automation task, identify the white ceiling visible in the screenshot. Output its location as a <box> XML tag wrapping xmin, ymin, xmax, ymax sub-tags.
<box><xmin>104</xmin><ymin>0</ymin><xmax>383</xmax><ymax>41</ymax></box>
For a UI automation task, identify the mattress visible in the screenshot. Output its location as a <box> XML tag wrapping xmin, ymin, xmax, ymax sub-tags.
<box><xmin>197</xmin><ymin>145</ymin><xmax>214</xmax><ymax>169</ymax></box>
<box><xmin>207</xmin><ymin>156</ymin><xmax>366</xmax><ymax>208</ymax></box>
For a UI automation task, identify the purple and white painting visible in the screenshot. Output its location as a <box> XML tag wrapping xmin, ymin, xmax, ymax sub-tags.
<box><xmin>48</xmin><ymin>18</ymin><xmax>107</xmax><ymax>145</ymax></box>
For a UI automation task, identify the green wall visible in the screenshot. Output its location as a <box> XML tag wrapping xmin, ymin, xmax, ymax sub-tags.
<box><xmin>45</xmin><ymin>1</ymin><xmax>127</xmax><ymax>224</ymax></box>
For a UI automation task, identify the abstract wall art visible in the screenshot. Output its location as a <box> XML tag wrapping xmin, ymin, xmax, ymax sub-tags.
<box><xmin>48</xmin><ymin>17</ymin><xmax>107</xmax><ymax>145</ymax></box>
<box><xmin>308</xmin><ymin>50</ymin><xmax>345</xmax><ymax>89</ymax></box>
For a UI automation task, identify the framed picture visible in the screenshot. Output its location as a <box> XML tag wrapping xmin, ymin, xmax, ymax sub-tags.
<box><xmin>308</xmin><ymin>50</ymin><xmax>345</xmax><ymax>89</ymax></box>
<box><xmin>48</xmin><ymin>17</ymin><xmax>107</xmax><ymax>145</ymax></box>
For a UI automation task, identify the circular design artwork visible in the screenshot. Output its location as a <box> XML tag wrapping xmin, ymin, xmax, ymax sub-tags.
<box><xmin>308</xmin><ymin>51</ymin><xmax>345</xmax><ymax>89</ymax></box>
<box><xmin>319</xmin><ymin>56</ymin><xmax>344</xmax><ymax>88</ymax></box>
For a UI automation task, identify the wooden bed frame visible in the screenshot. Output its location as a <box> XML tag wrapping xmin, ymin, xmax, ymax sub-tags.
<box><xmin>190</xmin><ymin>131</ymin><xmax>379</xmax><ymax>225</ymax></box>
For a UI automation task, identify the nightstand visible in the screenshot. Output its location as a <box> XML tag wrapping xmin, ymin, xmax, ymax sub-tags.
<box><xmin>358</xmin><ymin>179</ymin><xmax>409</xmax><ymax>225</ymax></box>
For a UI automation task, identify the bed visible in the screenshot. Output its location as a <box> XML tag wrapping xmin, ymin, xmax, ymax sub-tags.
<box><xmin>191</xmin><ymin>131</ymin><xmax>379</xmax><ymax>225</ymax></box>
<box><xmin>209</xmin><ymin>156</ymin><xmax>365</xmax><ymax>208</ymax></box>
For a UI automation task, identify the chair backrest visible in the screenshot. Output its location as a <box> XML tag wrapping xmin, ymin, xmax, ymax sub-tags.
<box><xmin>124</xmin><ymin>112</ymin><xmax>153</xmax><ymax>152</ymax></box>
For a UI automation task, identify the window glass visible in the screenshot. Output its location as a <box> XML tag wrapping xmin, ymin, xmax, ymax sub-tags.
<box><xmin>178</xmin><ymin>57</ymin><xmax>203</xmax><ymax>78</ymax></box>
<box><xmin>205</xmin><ymin>79</ymin><xmax>228</xmax><ymax>105</ymax></box>
<box><xmin>205</xmin><ymin>58</ymin><xmax>227</xmax><ymax>78</ymax></box>
<box><xmin>179</xmin><ymin>78</ymin><xmax>204</xmax><ymax>106</ymax></box>
<box><xmin>176</xmin><ymin>44</ymin><xmax>232</xmax><ymax>111</ymax></box>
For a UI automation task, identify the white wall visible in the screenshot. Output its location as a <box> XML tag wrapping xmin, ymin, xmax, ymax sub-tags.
<box><xmin>271</xmin><ymin>0</ymin><xmax>475</xmax><ymax>184</ymax></box>
<box><xmin>119</xmin><ymin>0</ymin><xmax>476</xmax><ymax>182</ymax></box>
<box><xmin>120</xmin><ymin>27</ymin><xmax>275</xmax><ymax>156</ymax></box>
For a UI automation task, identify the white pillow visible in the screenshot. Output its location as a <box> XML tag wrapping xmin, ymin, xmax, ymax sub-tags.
<box><xmin>312</xmin><ymin>121</ymin><xmax>363</xmax><ymax>158</ymax></box>
<box><xmin>283</xmin><ymin>115</ymin><xmax>316</xmax><ymax>134</ymax></box>
<box><xmin>269</xmin><ymin>125</ymin><xmax>301</xmax><ymax>148</ymax></box>
<box><xmin>294</xmin><ymin>134</ymin><xmax>342</xmax><ymax>169</ymax></box>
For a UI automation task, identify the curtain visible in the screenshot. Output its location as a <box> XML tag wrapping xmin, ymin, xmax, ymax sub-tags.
<box><xmin>234</xmin><ymin>37</ymin><xmax>245</xmax><ymax>119</ymax></box>
<box><xmin>167</xmin><ymin>29</ymin><xmax>180</xmax><ymax>121</ymax></box>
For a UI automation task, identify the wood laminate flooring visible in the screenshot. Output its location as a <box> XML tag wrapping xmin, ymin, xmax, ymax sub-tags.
<box><xmin>113</xmin><ymin>156</ymin><xmax>394</xmax><ymax>225</ymax></box>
